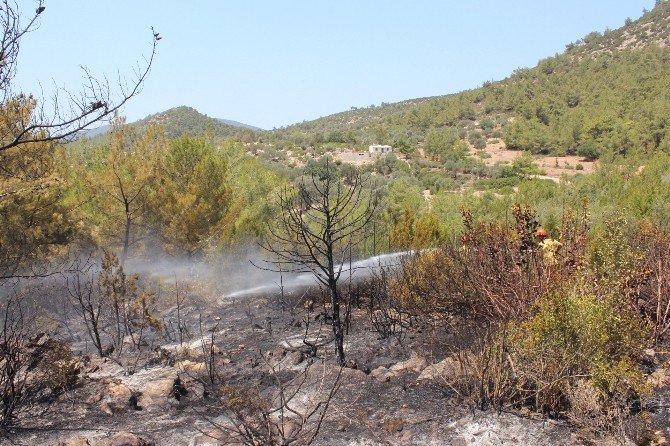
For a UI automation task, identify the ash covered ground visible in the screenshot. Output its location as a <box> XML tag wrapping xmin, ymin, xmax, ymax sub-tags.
<box><xmin>3</xmin><ymin>258</ymin><xmax>669</xmax><ymax>446</ymax></box>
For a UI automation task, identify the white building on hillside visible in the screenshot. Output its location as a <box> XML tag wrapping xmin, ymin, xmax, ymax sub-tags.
<box><xmin>369</xmin><ymin>144</ymin><xmax>392</xmax><ymax>155</ymax></box>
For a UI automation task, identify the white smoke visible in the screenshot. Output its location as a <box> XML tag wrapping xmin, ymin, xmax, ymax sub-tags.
<box><xmin>224</xmin><ymin>251</ymin><xmax>411</xmax><ymax>298</ymax></box>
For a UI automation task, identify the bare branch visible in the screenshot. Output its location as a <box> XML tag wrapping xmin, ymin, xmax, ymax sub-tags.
<box><xmin>261</xmin><ymin>159</ymin><xmax>376</xmax><ymax>365</ymax></box>
<box><xmin>0</xmin><ymin>2</ymin><xmax>159</xmax><ymax>152</ymax></box>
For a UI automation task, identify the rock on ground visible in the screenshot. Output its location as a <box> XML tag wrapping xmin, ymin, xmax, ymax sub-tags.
<box><xmin>57</xmin><ymin>432</ymin><xmax>153</xmax><ymax>446</ymax></box>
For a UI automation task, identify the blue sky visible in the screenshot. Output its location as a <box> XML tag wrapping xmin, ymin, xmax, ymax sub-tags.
<box><xmin>16</xmin><ymin>1</ymin><xmax>656</xmax><ymax>129</ymax></box>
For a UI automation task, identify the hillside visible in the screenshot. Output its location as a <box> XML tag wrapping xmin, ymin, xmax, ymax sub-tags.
<box><xmin>80</xmin><ymin>4</ymin><xmax>670</xmax><ymax>166</ymax></box>
<box><xmin>81</xmin><ymin>106</ymin><xmax>260</xmax><ymax>141</ymax></box>
<box><xmin>269</xmin><ymin>1</ymin><xmax>670</xmax><ymax>162</ymax></box>
<box><xmin>73</xmin><ymin>3</ymin><xmax>670</xmax><ymax>196</ymax></box>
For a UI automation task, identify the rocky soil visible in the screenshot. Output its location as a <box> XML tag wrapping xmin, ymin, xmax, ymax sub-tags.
<box><xmin>4</xmin><ymin>287</ymin><xmax>669</xmax><ymax>446</ymax></box>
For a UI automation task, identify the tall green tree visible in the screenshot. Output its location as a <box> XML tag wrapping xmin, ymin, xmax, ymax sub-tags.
<box><xmin>80</xmin><ymin>116</ymin><xmax>164</xmax><ymax>261</ymax></box>
<box><xmin>0</xmin><ymin>97</ymin><xmax>73</xmax><ymax>278</ymax></box>
<box><xmin>152</xmin><ymin>135</ymin><xmax>231</xmax><ymax>256</ymax></box>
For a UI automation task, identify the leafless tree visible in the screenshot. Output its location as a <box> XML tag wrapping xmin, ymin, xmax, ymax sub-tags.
<box><xmin>65</xmin><ymin>258</ymin><xmax>105</xmax><ymax>357</ymax></box>
<box><xmin>365</xmin><ymin>264</ymin><xmax>411</xmax><ymax>342</ymax></box>
<box><xmin>0</xmin><ymin>292</ymin><xmax>28</xmax><ymax>427</ymax></box>
<box><xmin>199</xmin><ymin>314</ymin><xmax>220</xmax><ymax>385</ymax></box>
<box><xmin>0</xmin><ymin>0</ymin><xmax>160</xmax><ymax>152</ymax></box>
<box><xmin>261</xmin><ymin>159</ymin><xmax>375</xmax><ymax>366</ymax></box>
<box><xmin>171</xmin><ymin>276</ymin><xmax>190</xmax><ymax>346</ymax></box>
<box><xmin>64</xmin><ymin>250</ymin><xmax>162</xmax><ymax>364</ymax></box>
<box><xmin>0</xmin><ymin>287</ymin><xmax>81</xmax><ymax>430</ymax></box>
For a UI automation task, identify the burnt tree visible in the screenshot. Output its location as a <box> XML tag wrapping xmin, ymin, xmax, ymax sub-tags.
<box><xmin>262</xmin><ymin>159</ymin><xmax>375</xmax><ymax>366</ymax></box>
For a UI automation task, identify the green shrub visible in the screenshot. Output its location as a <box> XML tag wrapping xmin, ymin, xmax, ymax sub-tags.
<box><xmin>480</xmin><ymin>117</ymin><xmax>496</xmax><ymax>131</ymax></box>
<box><xmin>474</xmin><ymin>177</ymin><xmax>519</xmax><ymax>190</ymax></box>
<box><xmin>577</xmin><ymin>140</ymin><xmax>600</xmax><ymax>161</ymax></box>
<box><xmin>433</xmin><ymin>177</ymin><xmax>458</xmax><ymax>193</ymax></box>
<box><xmin>388</xmin><ymin>201</ymin><xmax>664</xmax><ymax>439</ymax></box>
<box><xmin>508</xmin><ymin>283</ymin><xmax>648</xmax><ymax>419</ymax></box>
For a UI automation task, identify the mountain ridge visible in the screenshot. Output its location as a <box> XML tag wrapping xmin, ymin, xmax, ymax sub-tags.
<box><xmin>80</xmin><ymin>106</ymin><xmax>262</xmax><ymax>140</ymax></box>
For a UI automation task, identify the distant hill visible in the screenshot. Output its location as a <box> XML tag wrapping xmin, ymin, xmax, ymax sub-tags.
<box><xmin>216</xmin><ymin>118</ymin><xmax>262</xmax><ymax>131</ymax></box>
<box><xmin>80</xmin><ymin>106</ymin><xmax>261</xmax><ymax>140</ymax></box>
<box><xmin>270</xmin><ymin>1</ymin><xmax>670</xmax><ymax>161</ymax></box>
<box><xmin>81</xmin><ymin>124</ymin><xmax>112</xmax><ymax>139</ymax></box>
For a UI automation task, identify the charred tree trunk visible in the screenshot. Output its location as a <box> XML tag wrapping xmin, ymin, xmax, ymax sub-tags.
<box><xmin>261</xmin><ymin>158</ymin><xmax>376</xmax><ymax>369</ymax></box>
<box><xmin>328</xmin><ymin>279</ymin><xmax>345</xmax><ymax>366</ymax></box>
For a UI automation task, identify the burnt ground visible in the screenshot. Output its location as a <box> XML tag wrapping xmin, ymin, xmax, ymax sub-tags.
<box><xmin>3</xmin><ymin>285</ymin><xmax>667</xmax><ymax>446</ymax></box>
